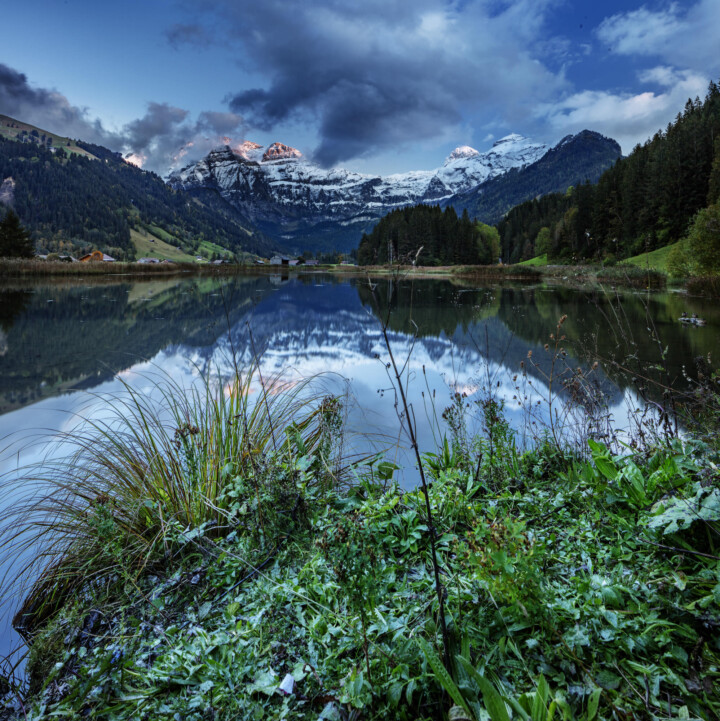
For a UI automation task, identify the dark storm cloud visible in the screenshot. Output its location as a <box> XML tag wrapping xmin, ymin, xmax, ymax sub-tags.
<box><xmin>0</xmin><ymin>63</ymin><xmax>247</xmax><ymax>173</ymax></box>
<box><xmin>196</xmin><ymin>110</ymin><xmax>246</xmax><ymax>136</ymax></box>
<box><xmin>123</xmin><ymin>102</ymin><xmax>189</xmax><ymax>155</ymax></box>
<box><xmin>197</xmin><ymin>0</ymin><xmax>565</xmax><ymax>166</ymax></box>
<box><xmin>0</xmin><ymin>62</ymin><xmax>119</xmax><ymax>146</ymax></box>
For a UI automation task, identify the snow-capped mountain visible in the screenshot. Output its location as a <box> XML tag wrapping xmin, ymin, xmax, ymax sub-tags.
<box><xmin>168</xmin><ymin>135</ymin><xmax>549</xmax><ymax>251</ymax></box>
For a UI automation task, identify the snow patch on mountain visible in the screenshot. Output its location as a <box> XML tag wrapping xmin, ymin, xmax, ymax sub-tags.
<box><xmin>446</xmin><ymin>145</ymin><xmax>480</xmax><ymax>162</ymax></box>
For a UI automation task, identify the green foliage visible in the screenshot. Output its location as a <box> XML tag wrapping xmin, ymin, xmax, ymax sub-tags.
<box><xmin>0</xmin><ymin>207</ymin><xmax>34</xmax><ymax>257</ymax></box>
<box><xmin>535</xmin><ymin>226</ymin><xmax>551</xmax><ymax>257</ymax></box>
<box><xmin>6</xmin><ymin>423</ymin><xmax>720</xmax><ymax>720</ymax></box>
<box><xmin>476</xmin><ymin>222</ymin><xmax>501</xmax><ymax>264</ymax></box>
<box><xmin>686</xmin><ymin>201</ymin><xmax>720</xmax><ymax>274</ymax></box>
<box><xmin>357</xmin><ymin>204</ymin><xmax>491</xmax><ymax>266</ymax></box>
<box><xmin>498</xmin><ymin>79</ymin><xmax>720</xmax><ymax>264</ymax></box>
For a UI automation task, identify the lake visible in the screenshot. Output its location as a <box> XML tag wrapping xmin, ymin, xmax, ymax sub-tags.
<box><xmin>0</xmin><ymin>271</ymin><xmax>717</xmax><ymax>663</ymax></box>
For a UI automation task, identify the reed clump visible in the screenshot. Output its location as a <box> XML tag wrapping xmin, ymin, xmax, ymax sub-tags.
<box><xmin>686</xmin><ymin>274</ymin><xmax>720</xmax><ymax>298</ymax></box>
<box><xmin>1</xmin><ymin>366</ymin><xmax>347</xmax><ymax>641</ymax></box>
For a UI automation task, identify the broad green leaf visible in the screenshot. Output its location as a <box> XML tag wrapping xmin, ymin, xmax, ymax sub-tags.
<box><xmin>388</xmin><ymin>681</ymin><xmax>404</xmax><ymax>708</ymax></box>
<box><xmin>586</xmin><ymin>689</ymin><xmax>601</xmax><ymax>721</ymax></box>
<box><xmin>417</xmin><ymin>638</ymin><xmax>471</xmax><ymax>717</ymax></box>
<box><xmin>457</xmin><ymin>657</ymin><xmax>511</xmax><ymax>721</ymax></box>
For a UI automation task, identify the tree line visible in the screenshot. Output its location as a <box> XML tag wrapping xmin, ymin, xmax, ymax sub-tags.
<box><xmin>497</xmin><ymin>79</ymin><xmax>720</xmax><ymax>266</ymax></box>
<box><xmin>357</xmin><ymin>204</ymin><xmax>500</xmax><ymax>266</ymax></box>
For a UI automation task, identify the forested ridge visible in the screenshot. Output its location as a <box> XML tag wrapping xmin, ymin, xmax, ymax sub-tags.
<box><xmin>357</xmin><ymin>204</ymin><xmax>500</xmax><ymax>266</ymax></box>
<box><xmin>0</xmin><ymin>133</ymin><xmax>266</xmax><ymax>259</ymax></box>
<box><xmin>449</xmin><ymin>130</ymin><xmax>621</xmax><ymax>225</ymax></box>
<box><xmin>498</xmin><ymin>79</ymin><xmax>720</xmax><ymax>265</ymax></box>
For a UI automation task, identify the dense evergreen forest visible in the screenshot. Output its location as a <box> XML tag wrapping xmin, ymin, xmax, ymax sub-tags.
<box><xmin>0</xmin><ymin>135</ymin><xmax>266</xmax><ymax>259</ymax></box>
<box><xmin>356</xmin><ymin>204</ymin><xmax>500</xmax><ymax>265</ymax></box>
<box><xmin>498</xmin><ymin>80</ymin><xmax>720</xmax><ymax>265</ymax></box>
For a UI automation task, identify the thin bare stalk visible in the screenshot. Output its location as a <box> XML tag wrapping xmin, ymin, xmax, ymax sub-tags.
<box><xmin>368</xmin><ymin>275</ymin><xmax>451</xmax><ymax>671</ymax></box>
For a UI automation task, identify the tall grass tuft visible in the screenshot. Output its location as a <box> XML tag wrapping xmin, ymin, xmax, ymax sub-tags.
<box><xmin>0</xmin><ymin>364</ymin><xmax>347</xmax><ymax>638</ymax></box>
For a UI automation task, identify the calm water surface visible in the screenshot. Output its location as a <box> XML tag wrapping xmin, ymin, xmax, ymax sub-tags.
<box><xmin>0</xmin><ymin>272</ymin><xmax>717</xmax><ymax>661</ymax></box>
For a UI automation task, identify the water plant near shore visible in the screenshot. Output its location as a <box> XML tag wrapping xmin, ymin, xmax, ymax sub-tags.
<box><xmin>0</xmin><ymin>364</ymin><xmax>347</xmax><ymax>643</ymax></box>
<box><xmin>3</xmin><ymin>414</ymin><xmax>719</xmax><ymax>720</ymax></box>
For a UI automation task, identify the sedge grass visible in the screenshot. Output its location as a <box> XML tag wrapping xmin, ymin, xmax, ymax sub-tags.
<box><xmin>0</xmin><ymin>363</ymin><xmax>348</xmax><ymax>638</ymax></box>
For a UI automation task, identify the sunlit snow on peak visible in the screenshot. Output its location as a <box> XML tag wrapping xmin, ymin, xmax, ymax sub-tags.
<box><xmin>445</xmin><ymin>145</ymin><xmax>480</xmax><ymax>163</ymax></box>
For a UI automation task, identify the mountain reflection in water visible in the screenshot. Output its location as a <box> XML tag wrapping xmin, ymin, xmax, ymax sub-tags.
<box><xmin>0</xmin><ymin>274</ymin><xmax>717</xmax><ymax>453</ymax></box>
<box><xmin>0</xmin><ymin>273</ymin><xmax>717</xmax><ymax>661</ymax></box>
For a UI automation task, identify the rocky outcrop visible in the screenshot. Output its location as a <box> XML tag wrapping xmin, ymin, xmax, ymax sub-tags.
<box><xmin>262</xmin><ymin>142</ymin><xmax>303</xmax><ymax>162</ymax></box>
<box><xmin>0</xmin><ymin>177</ymin><xmax>15</xmax><ymax>206</ymax></box>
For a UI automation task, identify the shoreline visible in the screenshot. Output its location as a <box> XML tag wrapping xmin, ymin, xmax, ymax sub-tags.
<box><xmin>1</xmin><ymin>258</ymin><xmax>671</xmax><ymax>288</ymax></box>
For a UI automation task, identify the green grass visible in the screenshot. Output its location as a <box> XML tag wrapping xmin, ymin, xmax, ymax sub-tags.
<box><xmin>199</xmin><ymin>239</ymin><xmax>233</xmax><ymax>257</ymax></box>
<box><xmin>130</xmin><ymin>228</ymin><xmax>196</xmax><ymax>262</ymax></box>
<box><xmin>0</xmin><ymin>113</ymin><xmax>97</xmax><ymax>159</ymax></box>
<box><xmin>624</xmin><ymin>241</ymin><xmax>679</xmax><ymax>273</ymax></box>
<box><xmin>517</xmin><ymin>253</ymin><xmax>548</xmax><ymax>266</ymax></box>
<box><xmin>2</xmin><ymin>368</ymin><xmax>345</xmax><ymax>638</ymax></box>
<box><xmin>144</xmin><ymin>224</ymin><xmax>180</xmax><ymax>244</ymax></box>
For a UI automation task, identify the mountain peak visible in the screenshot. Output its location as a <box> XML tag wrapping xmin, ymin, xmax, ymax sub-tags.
<box><xmin>492</xmin><ymin>133</ymin><xmax>528</xmax><ymax>147</ymax></box>
<box><xmin>262</xmin><ymin>142</ymin><xmax>302</xmax><ymax>162</ymax></box>
<box><xmin>446</xmin><ymin>145</ymin><xmax>480</xmax><ymax>163</ymax></box>
<box><xmin>233</xmin><ymin>140</ymin><xmax>264</xmax><ymax>162</ymax></box>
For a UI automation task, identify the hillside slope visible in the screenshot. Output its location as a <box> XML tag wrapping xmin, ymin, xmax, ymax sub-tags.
<box><xmin>0</xmin><ymin>116</ymin><xmax>267</xmax><ymax>259</ymax></box>
<box><xmin>448</xmin><ymin>130</ymin><xmax>621</xmax><ymax>224</ymax></box>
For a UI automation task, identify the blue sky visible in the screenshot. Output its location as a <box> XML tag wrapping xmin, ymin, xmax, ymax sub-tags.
<box><xmin>1</xmin><ymin>0</ymin><xmax>718</xmax><ymax>175</ymax></box>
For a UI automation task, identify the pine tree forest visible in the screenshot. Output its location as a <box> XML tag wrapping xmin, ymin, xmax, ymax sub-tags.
<box><xmin>357</xmin><ymin>205</ymin><xmax>500</xmax><ymax>266</ymax></box>
<box><xmin>497</xmin><ymin>79</ymin><xmax>720</xmax><ymax>265</ymax></box>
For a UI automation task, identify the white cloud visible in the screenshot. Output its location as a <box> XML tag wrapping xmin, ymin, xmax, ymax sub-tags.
<box><xmin>597</xmin><ymin>1</ymin><xmax>720</xmax><ymax>74</ymax></box>
<box><xmin>637</xmin><ymin>65</ymin><xmax>685</xmax><ymax>87</ymax></box>
<box><xmin>535</xmin><ymin>68</ymin><xmax>709</xmax><ymax>152</ymax></box>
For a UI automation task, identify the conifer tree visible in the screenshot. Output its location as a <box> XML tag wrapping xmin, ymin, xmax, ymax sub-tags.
<box><xmin>0</xmin><ymin>208</ymin><xmax>34</xmax><ymax>258</ymax></box>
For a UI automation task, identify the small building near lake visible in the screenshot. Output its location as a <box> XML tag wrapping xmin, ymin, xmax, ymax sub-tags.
<box><xmin>269</xmin><ymin>255</ymin><xmax>299</xmax><ymax>266</ymax></box>
<box><xmin>79</xmin><ymin>251</ymin><xmax>115</xmax><ymax>262</ymax></box>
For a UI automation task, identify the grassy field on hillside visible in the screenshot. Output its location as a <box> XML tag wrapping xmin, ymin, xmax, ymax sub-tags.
<box><xmin>624</xmin><ymin>242</ymin><xmax>679</xmax><ymax>273</ymax></box>
<box><xmin>517</xmin><ymin>254</ymin><xmax>548</xmax><ymax>266</ymax></box>
<box><xmin>0</xmin><ymin>114</ymin><xmax>97</xmax><ymax>159</ymax></box>
<box><xmin>199</xmin><ymin>239</ymin><xmax>233</xmax><ymax>257</ymax></box>
<box><xmin>130</xmin><ymin>228</ymin><xmax>196</xmax><ymax>262</ymax></box>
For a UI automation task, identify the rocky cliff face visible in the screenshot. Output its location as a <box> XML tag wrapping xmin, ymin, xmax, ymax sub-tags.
<box><xmin>168</xmin><ymin>134</ymin><xmax>549</xmax><ymax>251</ymax></box>
<box><xmin>0</xmin><ymin>177</ymin><xmax>15</xmax><ymax>207</ymax></box>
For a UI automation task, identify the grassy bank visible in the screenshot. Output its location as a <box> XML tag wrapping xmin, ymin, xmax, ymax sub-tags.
<box><xmin>0</xmin><ymin>258</ymin><xmax>224</xmax><ymax>277</ymax></box>
<box><xmin>1</xmin><ymin>352</ymin><xmax>718</xmax><ymax>720</ymax></box>
<box><xmin>1</xmin><ymin>259</ymin><xmax>669</xmax><ymax>293</ymax></box>
<box><xmin>346</xmin><ymin>262</ymin><xmax>667</xmax><ymax>290</ymax></box>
